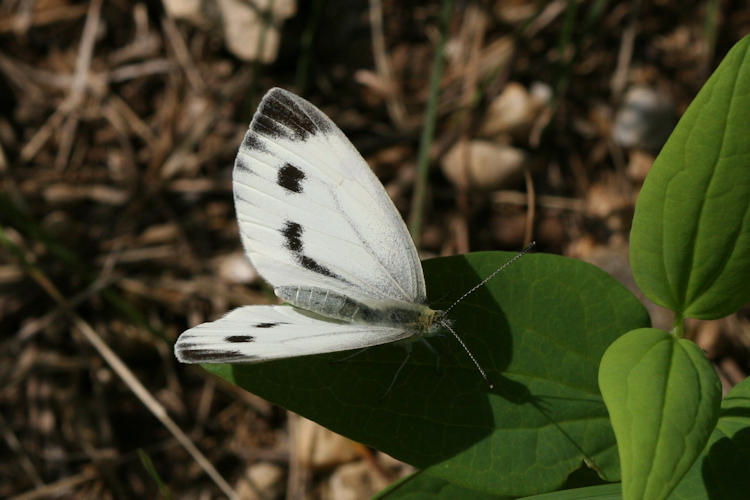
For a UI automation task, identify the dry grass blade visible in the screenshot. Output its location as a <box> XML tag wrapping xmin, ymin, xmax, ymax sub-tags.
<box><xmin>55</xmin><ymin>0</ymin><xmax>103</xmax><ymax>170</ymax></box>
<box><xmin>2</xmin><ymin>2</ymin><xmax>748</xmax><ymax>497</ymax></box>
<box><xmin>0</xmin><ymin>412</ymin><xmax>43</xmax><ymax>487</ymax></box>
<box><xmin>19</xmin><ymin>108</ymin><xmax>66</xmax><ymax>162</ymax></box>
<box><xmin>9</xmin><ymin>468</ymin><xmax>98</xmax><ymax>500</ymax></box>
<box><xmin>161</xmin><ymin>15</ymin><xmax>206</xmax><ymax>92</ymax></box>
<box><xmin>0</xmin><ymin>3</ymin><xmax>88</xmax><ymax>34</ymax></box>
<box><xmin>368</xmin><ymin>0</ymin><xmax>407</xmax><ymax>129</ymax></box>
<box><xmin>0</xmin><ymin>231</ymin><xmax>239</xmax><ymax>500</ymax></box>
<box><xmin>611</xmin><ymin>0</ymin><xmax>641</xmax><ymax>99</ymax></box>
<box><xmin>67</xmin><ymin>0</ymin><xmax>102</xmax><ymax>108</ymax></box>
<box><xmin>493</xmin><ymin>191</ymin><xmax>585</xmax><ymax>211</ymax></box>
<box><xmin>523</xmin><ymin>168</ymin><xmax>536</xmax><ymax>246</ymax></box>
<box><xmin>16</xmin><ymin>275</ymin><xmax>116</xmax><ymax>341</ymax></box>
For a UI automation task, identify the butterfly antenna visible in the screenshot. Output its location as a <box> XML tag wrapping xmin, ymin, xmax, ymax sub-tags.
<box><xmin>441</xmin><ymin>319</ymin><xmax>494</xmax><ymax>389</ymax></box>
<box><xmin>444</xmin><ymin>241</ymin><xmax>536</xmax><ymax>316</ymax></box>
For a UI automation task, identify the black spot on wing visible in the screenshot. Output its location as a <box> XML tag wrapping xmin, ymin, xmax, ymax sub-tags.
<box><xmin>225</xmin><ymin>335</ymin><xmax>255</xmax><ymax>343</ymax></box>
<box><xmin>255</xmin><ymin>322</ymin><xmax>282</xmax><ymax>328</ymax></box>
<box><xmin>280</xmin><ymin>219</ymin><xmax>346</xmax><ymax>281</ymax></box>
<box><xmin>282</xmin><ymin>221</ymin><xmax>303</xmax><ymax>252</ymax></box>
<box><xmin>298</xmin><ymin>255</ymin><xmax>339</xmax><ymax>279</ymax></box>
<box><xmin>277</xmin><ymin>163</ymin><xmax>305</xmax><ymax>193</ymax></box>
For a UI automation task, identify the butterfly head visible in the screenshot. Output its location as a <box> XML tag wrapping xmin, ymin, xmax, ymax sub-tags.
<box><xmin>418</xmin><ymin>307</ymin><xmax>450</xmax><ymax>336</ymax></box>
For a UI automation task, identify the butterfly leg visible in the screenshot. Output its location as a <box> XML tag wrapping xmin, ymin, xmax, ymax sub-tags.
<box><xmin>380</xmin><ymin>347</ymin><xmax>413</xmax><ymax>400</ymax></box>
<box><xmin>329</xmin><ymin>347</ymin><xmax>371</xmax><ymax>364</ymax></box>
<box><xmin>421</xmin><ymin>339</ymin><xmax>441</xmax><ymax>374</ymax></box>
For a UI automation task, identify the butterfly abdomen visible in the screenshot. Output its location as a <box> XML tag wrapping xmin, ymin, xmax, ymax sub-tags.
<box><xmin>275</xmin><ymin>285</ymin><xmax>438</xmax><ymax>332</ymax></box>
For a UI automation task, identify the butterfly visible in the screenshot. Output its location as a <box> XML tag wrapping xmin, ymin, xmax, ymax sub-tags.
<box><xmin>174</xmin><ymin>88</ymin><xmax>527</xmax><ymax>388</ymax></box>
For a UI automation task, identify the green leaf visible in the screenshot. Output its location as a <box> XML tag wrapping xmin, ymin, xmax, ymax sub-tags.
<box><xmin>598</xmin><ymin>328</ymin><xmax>722</xmax><ymax>500</ymax></box>
<box><xmin>373</xmin><ymin>471</ymin><xmax>507</xmax><ymax>499</ymax></box>
<box><xmin>669</xmin><ymin>375</ymin><xmax>750</xmax><ymax>499</ymax></box>
<box><xmin>375</xmin><ymin>469</ymin><xmax>619</xmax><ymax>500</ymax></box>
<box><xmin>520</xmin><ymin>483</ymin><xmax>622</xmax><ymax>500</ymax></box>
<box><xmin>203</xmin><ymin>252</ymin><xmax>650</xmax><ymax>496</ymax></box>
<box><xmin>138</xmin><ymin>449</ymin><xmax>173</xmax><ymax>500</ymax></box>
<box><xmin>629</xmin><ymin>35</ymin><xmax>750</xmax><ymax>319</ymax></box>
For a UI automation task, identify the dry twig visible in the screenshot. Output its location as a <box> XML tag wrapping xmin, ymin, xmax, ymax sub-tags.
<box><xmin>1</xmin><ymin>233</ymin><xmax>239</xmax><ymax>500</ymax></box>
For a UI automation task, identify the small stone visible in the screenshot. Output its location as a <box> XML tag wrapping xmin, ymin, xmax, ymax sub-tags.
<box><xmin>613</xmin><ymin>86</ymin><xmax>676</xmax><ymax>151</ymax></box>
<box><xmin>291</xmin><ymin>416</ymin><xmax>359</xmax><ymax>469</ymax></box>
<box><xmin>328</xmin><ymin>461</ymin><xmax>387</xmax><ymax>500</ymax></box>
<box><xmin>162</xmin><ymin>0</ymin><xmax>206</xmax><ymax>26</ymax></box>
<box><xmin>162</xmin><ymin>0</ymin><xmax>296</xmax><ymax>62</ymax></box>
<box><xmin>218</xmin><ymin>0</ymin><xmax>296</xmax><ymax>63</ymax></box>
<box><xmin>212</xmin><ymin>252</ymin><xmax>258</xmax><ymax>284</ymax></box>
<box><xmin>626</xmin><ymin>149</ymin><xmax>655</xmax><ymax>182</ymax></box>
<box><xmin>441</xmin><ymin>140</ymin><xmax>528</xmax><ymax>190</ymax></box>
<box><xmin>480</xmin><ymin>81</ymin><xmax>551</xmax><ymax>140</ymax></box>
<box><xmin>234</xmin><ymin>462</ymin><xmax>285</xmax><ymax>500</ymax></box>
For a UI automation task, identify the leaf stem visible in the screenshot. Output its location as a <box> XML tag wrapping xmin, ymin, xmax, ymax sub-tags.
<box><xmin>671</xmin><ymin>313</ymin><xmax>685</xmax><ymax>338</ymax></box>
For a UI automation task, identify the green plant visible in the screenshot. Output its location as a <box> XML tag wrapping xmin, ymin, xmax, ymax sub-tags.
<box><xmin>205</xmin><ymin>35</ymin><xmax>750</xmax><ymax>498</ymax></box>
<box><xmin>598</xmin><ymin>32</ymin><xmax>750</xmax><ymax>500</ymax></box>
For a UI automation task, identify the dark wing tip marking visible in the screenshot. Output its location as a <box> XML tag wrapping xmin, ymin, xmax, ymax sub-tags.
<box><xmin>277</xmin><ymin>163</ymin><xmax>305</xmax><ymax>193</ymax></box>
<box><xmin>237</xmin><ymin>89</ymin><xmax>336</xmax><ymax>184</ymax></box>
<box><xmin>234</xmin><ymin>154</ymin><xmax>252</xmax><ymax>174</ymax></box>
<box><xmin>251</xmin><ymin>88</ymin><xmax>334</xmax><ymax>142</ymax></box>
<box><xmin>253</xmin><ymin>114</ymin><xmax>291</xmax><ymax>141</ymax></box>
<box><xmin>241</xmin><ymin>131</ymin><xmax>266</xmax><ymax>153</ymax></box>
<box><xmin>177</xmin><ymin>348</ymin><xmax>255</xmax><ymax>362</ymax></box>
<box><xmin>255</xmin><ymin>322</ymin><xmax>282</xmax><ymax>328</ymax></box>
<box><xmin>225</xmin><ymin>335</ymin><xmax>255</xmax><ymax>343</ymax></box>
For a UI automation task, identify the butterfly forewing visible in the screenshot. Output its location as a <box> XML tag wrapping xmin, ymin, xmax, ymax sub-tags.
<box><xmin>174</xmin><ymin>88</ymin><xmax>435</xmax><ymax>365</ymax></box>
<box><xmin>233</xmin><ymin>88</ymin><xmax>426</xmax><ymax>306</ymax></box>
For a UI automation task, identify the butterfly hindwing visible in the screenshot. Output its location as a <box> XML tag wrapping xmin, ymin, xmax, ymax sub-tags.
<box><xmin>174</xmin><ymin>305</ymin><xmax>412</xmax><ymax>363</ymax></box>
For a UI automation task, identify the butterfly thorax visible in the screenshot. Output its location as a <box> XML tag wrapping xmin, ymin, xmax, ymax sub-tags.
<box><xmin>275</xmin><ymin>285</ymin><xmax>443</xmax><ymax>336</ymax></box>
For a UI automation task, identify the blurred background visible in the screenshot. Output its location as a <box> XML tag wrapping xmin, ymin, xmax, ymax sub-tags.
<box><xmin>1</xmin><ymin>0</ymin><xmax>748</xmax><ymax>498</ymax></box>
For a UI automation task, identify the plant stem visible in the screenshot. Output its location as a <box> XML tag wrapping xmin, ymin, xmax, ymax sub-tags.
<box><xmin>671</xmin><ymin>313</ymin><xmax>685</xmax><ymax>338</ymax></box>
<box><xmin>408</xmin><ymin>0</ymin><xmax>453</xmax><ymax>248</ymax></box>
<box><xmin>295</xmin><ymin>0</ymin><xmax>323</xmax><ymax>94</ymax></box>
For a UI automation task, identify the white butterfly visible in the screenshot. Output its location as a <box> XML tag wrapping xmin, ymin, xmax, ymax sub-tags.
<box><xmin>174</xmin><ymin>88</ymin><xmax>506</xmax><ymax>386</ymax></box>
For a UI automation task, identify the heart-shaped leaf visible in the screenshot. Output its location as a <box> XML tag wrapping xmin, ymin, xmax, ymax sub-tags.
<box><xmin>630</xmin><ymin>35</ymin><xmax>750</xmax><ymax>319</ymax></box>
<box><xmin>599</xmin><ymin>328</ymin><xmax>721</xmax><ymax>500</ymax></box>
<box><xmin>204</xmin><ymin>252</ymin><xmax>650</xmax><ymax>496</ymax></box>
<box><xmin>669</xmin><ymin>375</ymin><xmax>750</xmax><ymax>499</ymax></box>
<box><xmin>520</xmin><ymin>483</ymin><xmax>622</xmax><ymax>500</ymax></box>
<box><xmin>373</xmin><ymin>471</ymin><xmax>506</xmax><ymax>499</ymax></box>
<box><xmin>375</xmin><ymin>470</ymin><xmax>621</xmax><ymax>499</ymax></box>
